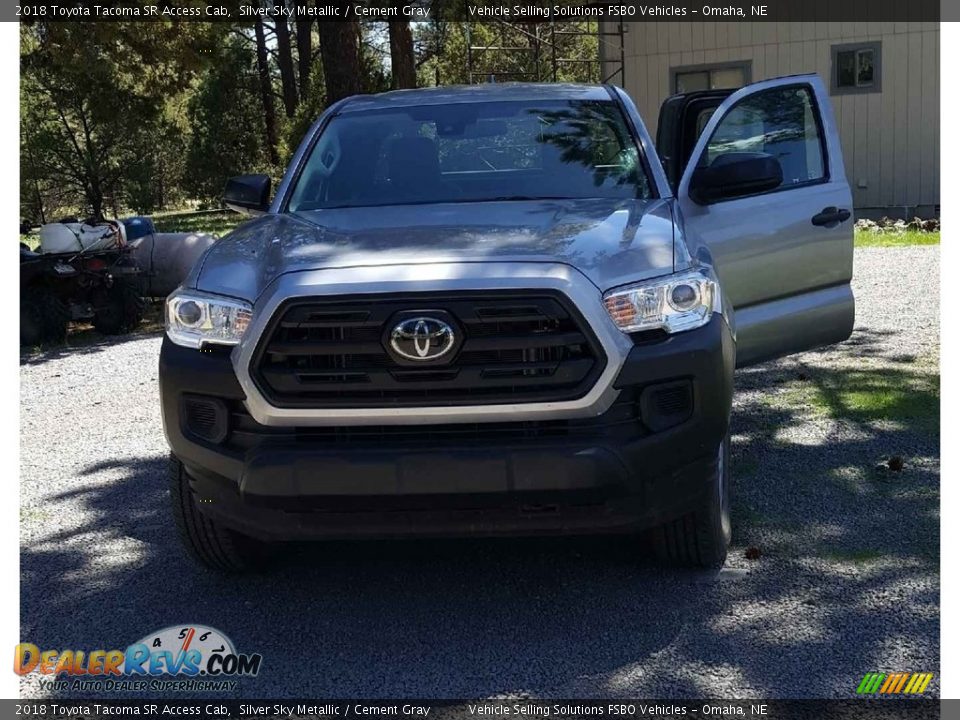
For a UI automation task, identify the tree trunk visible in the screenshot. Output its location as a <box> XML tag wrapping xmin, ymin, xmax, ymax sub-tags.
<box><xmin>295</xmin><ymin>2</ymin><xmax>312</xmax><ymax>99</ymax></box>
<box><xmin>88</xmin><ymin>178</ymin><xmax>104</xmax><ymax>221</ymax></box>
<box><xmin>388</xmin><ymin>19</ymin><xmax>416</xmax><ymax>89</ymax></box>
<box><xmin>273</xmin><ymin>12</ymin><xmax>299</xmax><ymax>117</ymax></box>
<box><xmin>24</xmin><ymin>133</ymin><xmax>48</xmax><ymax>224</ymax></box>
<box><xmin>253</xmin><ymin>18</ymin><xmax>280</xmax><ymax>166</ymax></box>
<box><xmin>157</xmin><ymin>159</ymin><xmax>165</xmax><ymax>209</ymax></box>
<box><xmin>76</xmin><ymin>103</ymin><xmax>105</xmax><ymax>220</ymax></box>
<box><xmin>317</xmin><ymin>20</ymin><xmax>361</xmax><ymax>104</ymax></box>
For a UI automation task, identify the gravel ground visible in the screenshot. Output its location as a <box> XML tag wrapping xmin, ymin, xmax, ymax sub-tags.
<box><xmin>19</xmin><ymin>246</ymin><xmax>939</xmax><ymax>700</ymax></box>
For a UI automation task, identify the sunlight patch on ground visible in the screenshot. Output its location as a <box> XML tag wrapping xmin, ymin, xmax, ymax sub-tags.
<box><xmin>709</xmin><ymin>597</ymin><xmax>834</xmax><ymax>645</ymax></box>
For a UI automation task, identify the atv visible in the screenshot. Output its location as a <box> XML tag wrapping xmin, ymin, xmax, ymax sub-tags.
<box><xmin>20</xmin><ymin>220</ymin><xmax>145</xmax><ymax>346</ymax></box>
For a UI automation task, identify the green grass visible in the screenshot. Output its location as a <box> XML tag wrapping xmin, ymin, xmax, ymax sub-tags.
<box><xmin>769</xmin><ymin>364</ymin><xmax>940</xmax><ymax>434</ymax></box>
<box><xmin>20</xmin><ymin>506</ymin><xmax>50</xmax><ymax>523</ymax></box>
<box><xmin>151</xmin><ymin>210</ymin><xmax>246</xmax><ymax>237</ymax></box>
<box><xmin>818</xmin><ymin>366</ymin><xmax>939</xmax><ymax>432</ymax></box>
<box><xmin>854</xmin><ymin>230</ymin><xmax>940</xmax><ymax>248</ymax></box>
<box><xmin>833</xmin><ymin>376</ymin><xmax>939</xmax><ymax>427</ymax></box>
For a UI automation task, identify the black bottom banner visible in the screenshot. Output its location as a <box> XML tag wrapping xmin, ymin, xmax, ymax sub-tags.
<box><xmin>3</xmin><ymin>699</ymin><xmax>943</xmax><ymax>720</ymax></box>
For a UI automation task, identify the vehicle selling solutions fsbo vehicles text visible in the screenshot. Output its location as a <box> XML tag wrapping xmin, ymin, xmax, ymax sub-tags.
<box><xmin>466</xmin><ymin>5</ymin><xmax>767</xmax><ymax>18</ymax></box>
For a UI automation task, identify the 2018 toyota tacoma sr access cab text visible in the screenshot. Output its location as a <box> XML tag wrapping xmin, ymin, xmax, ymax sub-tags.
<box><xmin>160</xmin><ymin>77</ymin><xmax>854</xmax><ymax>572</ymax></box>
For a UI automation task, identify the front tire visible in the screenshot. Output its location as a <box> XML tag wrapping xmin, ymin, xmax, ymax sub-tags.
<box><xmin>20</xmin><ymin>293</ymin><xmax>46</xmax><ymax>347</ymax></box>
<box><xmin>20</xmin><ymin>287</ymin><xmax>68</xmax><ymax>346</ymax></box>
<box><xmin>169</xmin><ymin>456</ymin><xmax>271</xmax><ymax>573</ymax></box>
<box><xmin>651</xmin><ymin>435</ymin><xmax>731</xmax><ymax>568</ymax></box>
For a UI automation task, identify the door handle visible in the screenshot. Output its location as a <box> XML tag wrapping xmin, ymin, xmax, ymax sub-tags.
<box><xmin>811</xmin><ymin>207</ymin><xmax>851</xmax><ymax>227</ymax></box>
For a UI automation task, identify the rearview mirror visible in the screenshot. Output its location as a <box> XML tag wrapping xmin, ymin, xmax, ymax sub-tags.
<box><xmin>689</xmin><ymin>152</ymin><xmax>783</xmax><ymax>204</ymax></box>
<box><xmin>222</xmin><ymin>174</ymin><xmax>271</xmax><ymax>215</ymax></box>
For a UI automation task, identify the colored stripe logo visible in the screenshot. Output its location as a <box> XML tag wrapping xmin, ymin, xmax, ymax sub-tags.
<box><xmin>857</xmin><ymin>672</ymin><xmax>933</xmax><ymax>694</ymax></box>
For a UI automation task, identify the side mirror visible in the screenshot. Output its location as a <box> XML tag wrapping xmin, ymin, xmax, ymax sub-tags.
<box><xmin>222</xmin><ymin>174</ymin><xmax>271</xmax><ymax>215</ymax></box>
<box><xmin>689</xmin><ymin>152</ymin><xmax>783</xmax><ymax>204</ymax></box>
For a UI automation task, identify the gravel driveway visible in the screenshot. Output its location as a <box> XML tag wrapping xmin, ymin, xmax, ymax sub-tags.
<box><xmin>20</xmin><ymin>246</ymin><xmax>939</xmax><ymax>699</ymax></box>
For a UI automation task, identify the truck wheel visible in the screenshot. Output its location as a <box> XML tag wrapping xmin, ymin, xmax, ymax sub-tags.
<box><xmin>93</xmin><ymin>279</ymin><xmax>144</xmax><ymax>335</ymax></box>
<box><xmin>651</xmin><ymin>435</ymin><xmax>731</xmax><ymax>568</ymax></box>
<box><xmin>169</xmin><ymin>456</ymin><xmax>271</xmax><ymax>573</ymax></box>
<box><xmin>20</xmin><ymin>287</ymin><xmax>68</xmax><ymax>346</ymax></box>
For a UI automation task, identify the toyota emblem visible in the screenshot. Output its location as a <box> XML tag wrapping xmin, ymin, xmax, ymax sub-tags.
<box><xmin>389</xmin><ymin>316</ymin><xmax>456</xmax><ymax>362</ymax></box>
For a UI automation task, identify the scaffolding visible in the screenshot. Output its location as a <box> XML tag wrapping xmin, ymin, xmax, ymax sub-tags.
<box><xmin>465</xmin><ymin>18</ymin><xmax>626</xmax><ymax>86</ymax></box>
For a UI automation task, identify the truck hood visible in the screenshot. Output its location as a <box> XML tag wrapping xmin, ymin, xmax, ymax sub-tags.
<box><xmin>192</xmin><ymin>198</ymin><xmax>681</xmax><ymax>302</ymax></box>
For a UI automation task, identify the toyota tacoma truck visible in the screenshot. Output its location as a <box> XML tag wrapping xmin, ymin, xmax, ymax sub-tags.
<box><xmin>160</xmin><ymin>77</ymin><xmax>854</xmax><ymax>572</ymax></box>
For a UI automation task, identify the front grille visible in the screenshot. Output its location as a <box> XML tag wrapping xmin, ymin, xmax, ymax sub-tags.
<box><xmin>251</xmin><ymin>292</ymin><xmax>606</xmax><ymax>408</ymax></box>
<box><xmin>225</xmin><ymin>390</ymin><xmax>641</xmax><ymax>450</ymax></box>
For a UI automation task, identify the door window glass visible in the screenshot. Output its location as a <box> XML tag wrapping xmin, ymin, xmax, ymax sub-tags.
<box><xmin>701</xmin><ymin>85</ymin><xmax>825</xmax><ymax>188</ymax></box>
<box><xmin>695</xmin><ymin>108</ymin><xmax>715</xmax><ymax>138</ymax></box>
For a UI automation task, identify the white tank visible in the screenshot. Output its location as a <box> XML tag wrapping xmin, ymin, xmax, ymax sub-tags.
<box><xmin>39</xmin><ymin>221</ymin><xmax>125</xmax><ymax>254</ymax></box>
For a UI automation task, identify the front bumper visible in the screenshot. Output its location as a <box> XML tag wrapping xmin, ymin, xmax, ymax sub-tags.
<box><xmin>160</xmin><ymin>315</ymin><xmax>735</xmax><ymax>540</ymax></box>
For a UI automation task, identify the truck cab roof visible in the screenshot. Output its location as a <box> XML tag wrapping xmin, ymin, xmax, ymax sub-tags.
<box><xmin>338</xmin><ymin>83</ymin><xmax>613</xmax><ymax>113</ymax></box>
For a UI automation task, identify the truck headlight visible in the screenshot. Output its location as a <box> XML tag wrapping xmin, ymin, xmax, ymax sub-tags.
<box><xmin>165</xmin><ymin>290</ymin><xmax>253</xmax><ymax>349</ymax></box>
<box><xmin>603</xmin><ymin>269</ymin><xmax>720</xmax><ymax>334</ymax></box>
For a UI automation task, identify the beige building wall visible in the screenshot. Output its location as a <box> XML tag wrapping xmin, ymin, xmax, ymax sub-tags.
<box><xmin>602</xmin><ymin>22</ymin><xmax>939</xmax><ymax>216</ymax></box>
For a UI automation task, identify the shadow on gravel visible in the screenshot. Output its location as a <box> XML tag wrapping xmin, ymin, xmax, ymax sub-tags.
<box><xmin>718</xmin><ymin>325</ymin><xmax>939</xmax><ymax>695</ymax></box>
<box><xmin>20</xmin><ymin>326</ymin><xmax>939</xmax><ymax>698</ymax></box>
<box><xmin>19</xmin><ymin>330</ymin><xmax>162</xmax><ymax>367</ymax></box>
<box><xmin>732</xmin><ymin>326</ymin><xmax>939</xmax><ymax>560</ymax></box>
<box><xmin>21</xmin><ymin>455</ymin><xmax>699</xmax><ymax>698</ymax></box>
<box><xmin>19</xmin><ymin>304</ymin><xmax>163</xmax><ymax>367</ymax></box>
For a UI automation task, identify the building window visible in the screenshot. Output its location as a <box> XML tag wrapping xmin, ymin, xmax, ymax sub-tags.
<box><xmin>672</xmin><ymin>61</ymin><xmax>751</xmax><ymax>94</ymax></box>
<box><xmin>831</xmin><ymin>42</ymin><xmax>882</xmax><ymax>95</ymax></box>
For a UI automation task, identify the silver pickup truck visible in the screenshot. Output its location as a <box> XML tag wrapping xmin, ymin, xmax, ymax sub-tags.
<box><xmin>159</xmin><ymin>77</ymin><xmax>853</xmax><ymax>572</ymax></box>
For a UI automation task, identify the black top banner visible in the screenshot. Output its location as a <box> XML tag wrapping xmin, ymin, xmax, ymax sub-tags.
<box><xmin>8</xmin><ymin>0</ymin><xmax>944</xmax><ymax>23</ymax></box>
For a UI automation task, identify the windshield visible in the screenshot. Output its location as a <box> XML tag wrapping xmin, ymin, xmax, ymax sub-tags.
<box><xmin>287</xmin><ymin>99</ymin><xmax>652</xmax><ymax>211</ymax></box>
